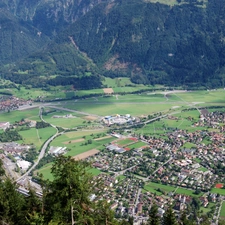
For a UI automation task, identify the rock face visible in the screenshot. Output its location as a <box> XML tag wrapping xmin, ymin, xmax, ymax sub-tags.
<box><xmin>0</xmin><ymin>0</ymin><xmax>108</xmax><ymax>36</ymax></box>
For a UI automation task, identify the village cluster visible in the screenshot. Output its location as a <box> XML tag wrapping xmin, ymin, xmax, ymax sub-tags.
<box><xmin>86</xmin><ymin>110</ymin><xmax>225</xmax><ymax>223</ymax></box>
<box><xmin>1</xmin><ymin>106</ymin><xmax>225</xmax><ymax>224</ymax></box>
<box><xmin>0</xmin><ymin>96</ymin><xmax>32</xmax><ymax>112</ymax></box>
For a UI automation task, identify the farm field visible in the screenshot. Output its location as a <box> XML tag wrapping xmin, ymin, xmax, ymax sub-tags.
<box><xmin>42</xmin><ymin>113</ymin><xmax>86</xmax><ymax>129</ymax></box>
<box><xmin>18</xmin><ymin>126</ymin><xmax>56</xmax><ymax>149</ymax></box>
<box><xmin>50</xmin><ymin>131</ymin><xmax>116</xmax><ymax>157</ymax></box>
<box><xmin>0</xmin><ymin>108</ymin><xmax>40</xmax><ymax>123</ymax></box>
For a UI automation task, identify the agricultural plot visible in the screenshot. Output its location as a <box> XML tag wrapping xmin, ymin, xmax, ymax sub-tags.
<box><xmin>174</xmin><ymin>89</ymin><xmax>225</xmax><ymax>104</ymax></box>
<box><xmin>18</xmin><ymin>126</ymin><xmax>56</xmax><ymax>149</ymax></box>
<box><xmin>50</xmin><ymin>131</ymin><xmax>115</xmax><ymax>157</ymax></box>
<box><xmin>75</xmin><ymin>89</ymin><xmax>104</xmax><ymax>96</ymax></box>
<box><xmin>0</xmin><ymin>108</ymin><xmax>40</xmax><ymax>123</ymax></box>
<box><xmin>42</xmin><ymin>113</ymin><xmax>86</xmax><ymax>129</ymax></box>
<box><xmin>103</xmin><ymin>77</ymin><xmax>135</xmax><ymax>88</ymax></box>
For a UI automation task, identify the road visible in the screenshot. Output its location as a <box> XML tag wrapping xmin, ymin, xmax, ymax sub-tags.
<box><xmin>47</xmin><ymin>105</ymin><xmax>101</xmax><ymax>119</ymax></box>
<box><xmin>16</xmin><ymin>107</ymin><xmax>60</xmax><ymax>183</ymax></box>
<box><xmin>215</xmin><ymin>200</ymin><xmax>224</xmax><ymax>225</ymax></box>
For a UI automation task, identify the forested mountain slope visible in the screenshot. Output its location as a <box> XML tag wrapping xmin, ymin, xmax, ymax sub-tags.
<box><xmin>1</xmin><ymin>0</ymin><xmax>225</xmax><ymax>88</ymax></box>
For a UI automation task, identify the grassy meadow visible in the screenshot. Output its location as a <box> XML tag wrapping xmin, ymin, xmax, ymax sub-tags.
<box><xmin>18</xmin><ymin>126</ymin><xmax>56</xmax><ymax>149</ymax></box>
<box><xmin>0</xmin><ymin>108</ymin><xmax>40</xmax><ymax>123</ymax></box>
<box><xmin>50</xmin><ymin>131</ymin><xmax>115</xmax><ymax>157</ymax></box>
<box><xmin>220</xmin><ymin>201</ymin><xmax>225</xmax><ymax>218</ymax></box>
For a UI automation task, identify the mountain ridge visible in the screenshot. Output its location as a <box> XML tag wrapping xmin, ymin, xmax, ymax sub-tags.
<box><xmin>1</xmin><ymin>0</ymin><xmax>225</xmax><ymax>89</ymax></box>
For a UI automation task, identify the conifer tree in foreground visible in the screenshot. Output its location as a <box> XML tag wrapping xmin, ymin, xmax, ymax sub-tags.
<box><xmin>147</xmin><ymin>203</ymin><xmax>160</xmax><ymax>225</ymax></box>
<box><xmin>163</xmin><ymin>206</ymin><xmax>178</xmax><ymax>225</ymax></box>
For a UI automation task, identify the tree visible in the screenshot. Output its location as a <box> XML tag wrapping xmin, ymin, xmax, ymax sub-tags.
<box><xmin>179</xmin><ymin>211</ymin><xmax>193</xmax><ymax>225</ymax></box>
<box><xmin>163</xmin><ymin>206</ymin><xmax>178</xmax><ymax>225</ymax></box>
<box><xmin>43</xmin><ymin>155</ymin><xmax>118</xmax><ymax>225</ymax></box>
<box><xmin>147</xmin><ymin>203</ymin><xmax>160</xmax><ymax>225</ymax></box>
<box><xmin>0</xmin><ymin>178</ymin><xmax>26</xmax><ymax>225</ymax></box>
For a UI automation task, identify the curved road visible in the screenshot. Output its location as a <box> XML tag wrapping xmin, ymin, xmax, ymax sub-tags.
<box><xmin>16</xmin><ymin>107</ymin><xmax>60</xmax><ymax>183</ymax></box>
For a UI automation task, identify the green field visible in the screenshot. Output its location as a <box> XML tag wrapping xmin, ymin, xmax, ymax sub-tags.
<box><xmin>0</xmin><ymin>108</ymin><xmax>40</xmax><ymax>123</ymax></box>
<box><xmin>144</xmin><ymin>182</ymin><xmax>175</xmax><ymax>194</ymax></box>
<box><xmin>211</xmin><ymin>188</ymin><xmax>225</xmax><ymax>196</ymax></box>
<box><xmin>175</xmin><ymin>187</ymin><xmax>203</xmax><ymax>197</ymax></box>
<box><xmin>127</xmin><ymin>141</ymin><xmax>147</xmax><ymax>149</ymax></box>
<box><xmin>36</xmin><ymin>163</ymin><xmax>101</xmax><ymax>180</ymax></box>
<box><xmin>220</xmin><ymin>201</ymin><xmax>225</xmax><ymax>218</ymax></box>
<box><xmin>43</xmin><ymin>113</ymin><xmax>86</xmax><ymax>129</ymax></box>
<box><xmin>198</xmin><ymin>167</ymin><xmax>208</xmax><ymax>172</ymax></box>
<box><xmin>18</xmin><ymin>126</ymin><xmax>56</xmax><ymax>149</ymax></box>
<box><xmin>117</xmin><ymin>138</ymin><xmax>135</xmax><ymax>146</ymax></box>
<box><xmin>50</xmin><ymin>130</ymin><xmax>115</xmax><ymax>157</ymax></box>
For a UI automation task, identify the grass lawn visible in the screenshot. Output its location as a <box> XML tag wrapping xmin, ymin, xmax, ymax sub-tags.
<box><xmin>211</xmin><ymin>188</ymin><xmax>225</xmax><ymax>196</ymax></box>
<box><xmin>36</xmin><ymin>163</ymin><xmax>54</xmax><ymax>181</ymax></box>
<box><xmin>194</xmin><ymin>158</ymin><xmax>202</xmax><ymax>163</ymax></box>
<box><xmin>143</xmin><ymin>185</ymin><xmax>162</xmax><ymax>196</ymax></box>
<box><xmin>182</xmin><ymin>142</ymin><xmax>196</xmax><ymax>149</ymax></box>
<box><xmin>117</xmin><ymin>175</ymin><xmax>126</xmax><ymax>182</ymax></box>
<box><xmin>144</xmin><ymin>182</ymin><xmax>175</xmax><ymax>194</ymax></box>
<box><xmin>220</xmin><ymin>201</ymin><xmax>225</xmax><ymax>217</ymax></box>
<box><xmin>36</xmin><ymin>163</ymin><xmax>101</xmax><ymax>180</ymax></box>
<box><xmin>88</xmin><ymin>168</ymin><xmax>101</xmax><ymax>176</ymax></box>
<box><xmin>198</xmin><ymin>167</ymin><xmax>208</xmax><ymax>172</ymax></box>
<box><xmin>175</xmin><ymin>187</ymin><xmax>203</xmax><ymax>197</ymax></box>
<box><xmin>200</xmin><ymin>203</ymin><xmax>215</xmax><ymax>215</ymax></box>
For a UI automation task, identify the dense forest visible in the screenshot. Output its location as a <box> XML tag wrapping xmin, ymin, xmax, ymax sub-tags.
<box><xmin>1</xmin><ymin>0</ymin><xmax>225</xmax><ymax>88</ymax></box>
<box><xmin>1</xmin><ymin>156</ymin><xmax>224</xmax><ymax>225</ymax></box>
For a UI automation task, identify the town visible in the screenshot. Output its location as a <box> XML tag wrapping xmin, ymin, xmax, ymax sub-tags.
<box><xmin>1</xmin><ymin>106</ymin><xmax>225</xmax><ymax>224</ymax></box>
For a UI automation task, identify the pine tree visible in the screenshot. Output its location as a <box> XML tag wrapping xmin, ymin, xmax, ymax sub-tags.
<box><xmin>163</xmin><ymin>206</ymin><xmax>178</xmax><ymax>225</ymax></box>
<box><xmin>44</xmin><ymin>155</ymin><xmax>118</xmax><ymax>225</ymax></box>
<box><xmin>147</xmin><ymin>203</ymin><xmax>160</xmax><ymax>225</ymax></box>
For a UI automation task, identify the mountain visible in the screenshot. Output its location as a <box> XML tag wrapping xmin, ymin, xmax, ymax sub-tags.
<box><xmin>1</xmin><ymin>0</ymin><xmax>225</xmax><ymax>89</ymax></box>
